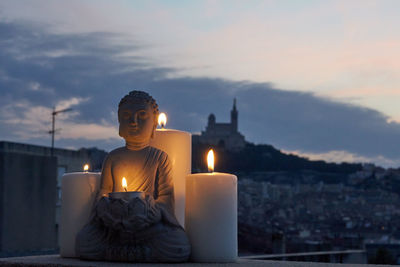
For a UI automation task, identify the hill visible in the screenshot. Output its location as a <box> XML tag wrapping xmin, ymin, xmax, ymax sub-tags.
<box><xmin>192</xmin><ymin>142</ymin><xmax>362</xmax><ymax>175</ymax></box>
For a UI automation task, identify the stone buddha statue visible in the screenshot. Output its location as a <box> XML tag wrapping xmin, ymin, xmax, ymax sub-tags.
<box><xmin>75</xmin><ymin>91</ymin><xmax>191</xmax><ymax>262</ymax></box>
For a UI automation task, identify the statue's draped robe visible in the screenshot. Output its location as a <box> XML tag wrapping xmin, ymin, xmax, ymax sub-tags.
<box><xmin>76</xmin><ymin>146</ymin><xmax>190</xmax><ymax>262</ymax></box>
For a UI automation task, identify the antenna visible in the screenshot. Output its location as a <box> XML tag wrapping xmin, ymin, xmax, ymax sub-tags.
<box><xmin>49</xmin><ymin>107</ymin><xmax>72</xmax><ymax>156</ymax></box>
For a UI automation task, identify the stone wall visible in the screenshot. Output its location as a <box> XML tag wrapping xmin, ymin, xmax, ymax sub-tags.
<box><xmin>0</xmin><ymin>152</ymin><xmax>57</xmax><ymax>253</ymax></box>
<box><xmin>0</xmin><ymin>141</ymin><xmax>89</xmax><ymax>173</ymax></box>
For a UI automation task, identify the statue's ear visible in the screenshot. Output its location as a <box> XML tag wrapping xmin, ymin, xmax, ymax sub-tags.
<box><xmin>150</xmin><ymin>123</ymin><xmax>156</xmax><ymax>138</ymax></box>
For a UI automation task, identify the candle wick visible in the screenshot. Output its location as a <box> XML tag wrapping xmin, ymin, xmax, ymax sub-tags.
<box><xmin>161</xmin><ymin>123</ymin><xmax>165</xmax><ymax>129</ymax></box>
<box><xmin>124</xmin><ymin>188</ymin><xmax>127</xmax><ymax>192</ymax></box>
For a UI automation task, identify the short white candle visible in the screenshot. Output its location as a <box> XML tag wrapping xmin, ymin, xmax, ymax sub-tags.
<box><xmin>59</xmin><ymin>165</ymin><xmax>100</xmax><ymax>258</ymax></box>
<box><xmin>149</xmin><ymin>112</ymin><xmax>191</xmax><ymax>227</ymax></box>
<box><xmin>185</xmin><ymin>150</ymin><xmax>238</xmax><ymax>262</ymax></box>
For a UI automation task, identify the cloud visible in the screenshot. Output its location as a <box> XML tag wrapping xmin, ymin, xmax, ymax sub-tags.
<box><xmin>56</xmin><ymin>97</ymin><xmax>89</xmax><ymax>111</ymax></box>
<box><xmin>0</xmin><ymin>99</ymin><xmax>118</xmax><ymax>141</ymax></box>
<box><xmin>235</xmin><ymin>87</ymin><xmax>400</xmax><ymax>159</ymax></box>
<box><xmin>3</xmin><ymin>0</ymin><xmax>400</xmax><ymax>122</ymax></box>
<box><xmin>60</xmin><ymin>121</ymin><xmax>118</xmax><ymax>140</ymax></box>
<box><xmin>1</xmin><ymin>21</ymin><xmax>400</xmax><ymax>167</ymax></box>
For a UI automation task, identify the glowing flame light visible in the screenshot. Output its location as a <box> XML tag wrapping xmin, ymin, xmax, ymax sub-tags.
<box><xmin>122</xmin><ymin>177</ymin><xmax>128</xmax><ymax>192</ymax></box>
<box><xmin>158</xmin><ymin>113</ymin><xmax>167</xmax><ymax>128</ymax></box>
<box><xmin>83</xmin><ymin>164</ymin><xmax>89</xmax><ymax>172</ymax></box>
<box><xmin>207</xmin><ymin>149</ymin><xmax>214</xmax><ymax>173</ymax></box>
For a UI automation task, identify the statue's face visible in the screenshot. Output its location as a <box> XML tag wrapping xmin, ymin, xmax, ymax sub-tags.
<box><xmin>118</xmin><ymin>101</ymin><xmax>156</xmax><ymax>144</ymax></box>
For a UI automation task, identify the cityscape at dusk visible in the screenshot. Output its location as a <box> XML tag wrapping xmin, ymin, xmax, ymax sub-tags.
<box><xmin>1</xmin><ymin>1</ymin><xmax>400</xmax><ymax>265</ymax></box>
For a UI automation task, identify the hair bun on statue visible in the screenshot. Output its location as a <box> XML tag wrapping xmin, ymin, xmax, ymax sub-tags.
<box><xmin>118</xmin><ymin>90</ymin><xmax>159</xmax><ymax>116</ymax></box>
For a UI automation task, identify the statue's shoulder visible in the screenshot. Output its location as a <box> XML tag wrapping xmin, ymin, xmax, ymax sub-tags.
<box><xmin>148</xmin><ymin>146</ymin><xmax>169</xmax><ymax>161</ymax></box>
<box><xmin>107</xmin><ymin>146</ymin><xmax>126</xmax><ymax>157</ymax></box>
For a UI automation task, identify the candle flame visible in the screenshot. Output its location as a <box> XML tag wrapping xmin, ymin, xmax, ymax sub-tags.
<box><xmin>207</xmin><ymin>149</ymin><xmax>214</xmax><ymax>172</ymax></box>
<box><xmin>83</xmin><ymin>164</ymin><xmax>89</xmax><ymax>172</ymax></box>
<box><xmin>158</xmin><ymin>112</ymin><xmax>167</xmax><ymax>128</ymax></box>
<box><xmin>122</xmin><ymin>177</ymin><xmax>128</xmax><ymax>192</ymax></box>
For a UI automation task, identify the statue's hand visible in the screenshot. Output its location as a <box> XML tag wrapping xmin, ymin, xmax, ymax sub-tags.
<box><xmin>95</xmin><ymin>195</ymin><xmax>161</xmax><ymax>233</ymax></box>
<box><xmin>96</xmin><ymin>196</ymin><xmax>125</xmax><ymax>230</ymax></box>
<box><xmin>122</xmin><ymin>194</ymin><xmax>161</xmax><ymax>232</ymax></box>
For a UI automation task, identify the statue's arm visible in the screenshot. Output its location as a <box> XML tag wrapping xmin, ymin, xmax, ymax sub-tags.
<box><xmin>155</xmin><ymin>153</ymin><xmax>175</xmax><ymax>215</ymax></box>
<box><xmin>87</xmin><ymin>155</ymin><xmax>114</xmax><ymax>222</ymax></box>
<box><xmin>96</xmin><ymin>154</ymin><xmax>114</xmax><ymax>203</ymax></box>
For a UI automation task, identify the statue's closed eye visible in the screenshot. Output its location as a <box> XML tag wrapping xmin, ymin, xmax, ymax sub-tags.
<box><xmin>122</xmin><ymin>112</ymin><xmax>131</xmax><ymax>119</ymax></box>
<box><xmin>137</xmin><ymin>111</ymin><xmax>149</xmax><ymax>120</ymax></box>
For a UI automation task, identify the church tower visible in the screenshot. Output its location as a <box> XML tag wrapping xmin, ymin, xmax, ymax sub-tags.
<box><xmin>231</xmin><ymin>98</ymin><xmax>238</xmax><ymax>132</ymax></box>
<box><xmin>194</xmin><ymin>97</ymin><xmax>245</xmax><ymax>150</ymax></box>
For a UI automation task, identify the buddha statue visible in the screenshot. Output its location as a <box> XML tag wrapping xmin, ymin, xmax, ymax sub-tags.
<box><xmin>75</xmin><ymin>91</ymin><xmax>191</xmax><ymax>262</ymax></box>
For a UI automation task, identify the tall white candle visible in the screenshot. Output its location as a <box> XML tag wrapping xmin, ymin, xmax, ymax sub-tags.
<box><xmin>59</xmin><ymin>167</ymin><xmax>100</xmax><ymax>258</ymax></box>
<box><xmin>185</xmin><ymin>150</ymin><xmax>238</xmax><ymax>262</ymax></box>
<box><xmin>150</xmin><ymin>113</ymin><xmax>191</xmax><ymax>227</ymax></box>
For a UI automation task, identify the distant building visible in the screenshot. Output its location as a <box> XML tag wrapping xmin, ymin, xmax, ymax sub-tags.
<box><xmin>193</xmin><ymin>99</ymin><xmax>246</xmax><ymax>150</ymax></box>
<box><xmin>0</xmin><ymin>149</ymin><xmax>57</xmax><ymax>256</ymax></box>
<box><xmin>0</xmin><ymin>141</ymin><xmax>106</xmax><ymax>256</ymax></box>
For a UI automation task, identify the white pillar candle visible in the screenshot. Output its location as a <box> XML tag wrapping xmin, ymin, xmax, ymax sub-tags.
<box><xmin>185</xmin><ymin>150</ymin><xmax>237</xmax><ymax>262</ymax></box>
<box><xmin>150</xmin><ymin>125</ymin><xmax>191</xmax><ymax>227</ymax></box>
<box><xmin>59</xmin><ymin>171</ymin><xmax>101</xmax><ymax>258</ymax></box>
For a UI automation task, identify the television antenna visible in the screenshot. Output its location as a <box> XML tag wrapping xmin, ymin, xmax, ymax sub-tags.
<box><xmin>48</xmin><ymin>107</ymin><xmax>72</xmax><ymax>156</ymax></box>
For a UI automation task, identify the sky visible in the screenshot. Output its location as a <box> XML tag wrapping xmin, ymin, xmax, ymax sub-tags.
<box><xmin>1</xmin><ymin>0</ymin><xmax>400</xmax><ymax>167</ymax></box>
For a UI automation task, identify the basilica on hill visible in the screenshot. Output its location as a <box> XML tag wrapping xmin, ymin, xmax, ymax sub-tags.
<box><xmin>193</xmin><ymin>99</ymin><xmax>246</xmax><ymax>151</ymax></box>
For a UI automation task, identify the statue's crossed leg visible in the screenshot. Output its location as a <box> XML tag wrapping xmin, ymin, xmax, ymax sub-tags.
<box><xmin>76</xmin><ymin>197</ymin><xmax>190</xmax><ymax>262</ymax></box>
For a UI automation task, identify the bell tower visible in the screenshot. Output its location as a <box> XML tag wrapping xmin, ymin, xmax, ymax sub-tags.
<box><xmin>230</xmin><ymin>98</ymin><xmax>238</xmax><ymax>132</ymax></box>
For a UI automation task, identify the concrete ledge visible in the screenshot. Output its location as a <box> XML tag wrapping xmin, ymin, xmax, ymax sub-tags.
<box><xmin>0</xmin><ymin>255</ymin><xmax>395</xmax><ymax>266</ymax></box>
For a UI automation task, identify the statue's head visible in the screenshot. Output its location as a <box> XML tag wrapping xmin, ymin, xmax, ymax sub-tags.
<box><xmin>118</xmin><ymin>91</ymin><xmax>159</xmax><ymax>145</ymax></box>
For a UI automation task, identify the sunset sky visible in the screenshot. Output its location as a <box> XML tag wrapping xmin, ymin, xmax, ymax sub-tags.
<box><xmin>1</xmin><ymin>0</ymin><xmax>400</xmax><ymax>167</ymax></box>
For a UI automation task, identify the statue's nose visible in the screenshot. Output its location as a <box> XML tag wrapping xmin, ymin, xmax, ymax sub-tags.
<box><xmin>129</xmin><ymin>114</ymin><xmax>138</xmax><ymax>124</ymax></box>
